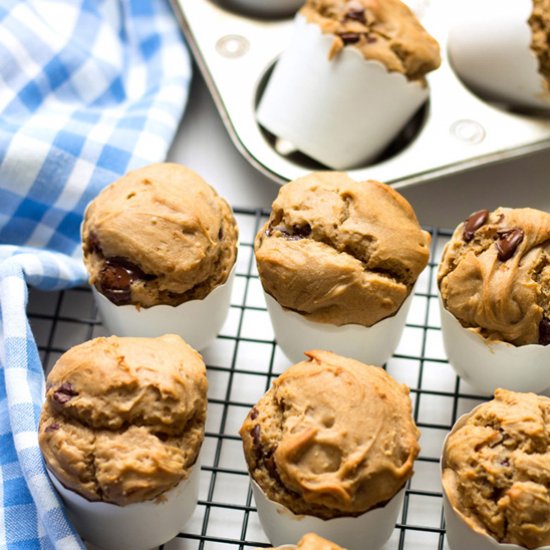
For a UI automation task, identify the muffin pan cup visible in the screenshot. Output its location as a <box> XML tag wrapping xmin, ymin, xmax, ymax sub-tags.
<box><xmin>264</xmin><ymin>287</ymin><xmax>414</xmax><ymax>366</ymax></box>
<box><xmin>47</xmin><ymin>461</ymin><xmax>200</xmax><ymax>550</ymax></box>
<box><xmin>220</xmin><ymin>0</ymin><xmax>303</xmax><ymax>18</ymax></box>
<box><xmin>441</xmin><ymin>410</ymin><xmax>550</xmax><ymax>550</ymax></box>
<box><xmin>438</xmin><ymin>295</ymin><xmax>550</xmax><ymax>395</ymax></box>
<box><xmin>256</xmin><ymin>14</ymin><xmax>429</xmax><ymax>169</ymax></box>
<box><xmin>448</xmin><ymin>0</ymin><xmax>550</xmax><ymax>112</ymax></box>
<box><xmin>251</xmin><ymin>479</ymin><xmax>405</xmax><ymax>550</ymax></box>
<box><xmin>92</xmin><ymin>265</ymin><xmax>236</xmax><ymax>351</ymax></box>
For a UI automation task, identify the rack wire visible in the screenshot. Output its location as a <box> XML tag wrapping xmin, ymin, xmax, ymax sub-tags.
<box><xmin>27</xmin><ymin>207</ymin><xmax>491</xmax><ymax>550</ymax></box>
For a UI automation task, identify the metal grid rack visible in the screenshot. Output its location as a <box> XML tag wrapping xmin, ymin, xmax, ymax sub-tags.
<box><xmin>27</xmin><ymin>207</ymin><xmax>491</xmax><ymax>550</ymax></box>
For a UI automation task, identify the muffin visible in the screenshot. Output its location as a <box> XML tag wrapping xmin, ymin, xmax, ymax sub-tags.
<box><xmin>82</xmin><ymin>162</ymin><xmax>237</xmax><ymax>308</ymax></box>
<box><xmin>240</xmin><ymin>349</ymin><xmax>419</xmax><ymax>547</ymax></box>
<box><xmin>255</xmin><ymin>172</ymin><xmax>431</xmax><ymax>364</ymax></box>
<box><xmin>437</xmin><ymin>207</ymin><xmax>550</xmax><ymax>394</ymax></box>
<box><xmin>442</xmin><ymin>388</ymin><xmax>550</xmax><ymax>549</ymax></box>
<box><xmin>81</xmin><ymin>162</ymin><xmax>238</xmax><ymax>349</ymax></box>
<box><xmin>256</xmin><ymin>0</ymin><xmax>441</xmax><ymax>168</ymax></box>
<box><xmin>301</xmin><ymin>0</ymin><xmax>440</xmax><ymax>78</ymax></box>
<box><xmin>39</xmin><ymin>334</ymin><xmax>207</xmax><ymax>549</ymax></box>
<box><xmin>265</xmin><ymin>533</ymin><xmax>346</xmax><ymax>549</ymax></box>
<box><xmin>448</xmin><ymin>0</ymin><xmax>550</xmax><ymax>111</ymax></box>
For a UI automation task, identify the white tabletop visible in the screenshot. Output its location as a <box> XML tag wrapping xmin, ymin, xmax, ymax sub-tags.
<box><xmin>169</xmin><ymin>66</ymin><xmax>550</xmax><ymax>229</ymax></box>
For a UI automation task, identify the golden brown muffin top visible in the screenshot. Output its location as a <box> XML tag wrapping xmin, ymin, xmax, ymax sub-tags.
<box><xmin>442</xmin><ymin>388</ymin><xmax>550</xmax><ymax>548</ymax></box>
<box><xmin>39</xmin><ymin>334</ymin><xmax>208</xmax><ymax>505</ymax></box>
<box><xmin>300</xmin><ymin>0</ymin><xmax>440</xmax><ymax>80</ymax></box>
<box><xmin>438</xmin><ymin>207</ymin><xmax>550</xmax><ymax>346</ymax></box>
<box><xmin>82</xmin><ymin>162</ymin><xmax>238</xmax><ymax>307</ymax></box>
<box><xmin>255</xmin><ymin>172</ymin><xmax>431</xmax><ymax>327</ymax></box>
<box><xmin>240</xmin><ymin>350</ymin><xmax>419</xmax><ymax>518</ymax></box>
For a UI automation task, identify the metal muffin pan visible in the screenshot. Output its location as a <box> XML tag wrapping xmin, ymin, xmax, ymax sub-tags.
<box><xmin>171</xmin><ymin>0</ymin><xmax>550</xmax><ymax>188</ymax></box>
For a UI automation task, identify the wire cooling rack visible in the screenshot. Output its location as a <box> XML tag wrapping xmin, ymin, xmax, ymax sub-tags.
<box><xmin>27</xmin><ymin>207</ymin><xmax>492</xmax><ymax>550</ymax></box>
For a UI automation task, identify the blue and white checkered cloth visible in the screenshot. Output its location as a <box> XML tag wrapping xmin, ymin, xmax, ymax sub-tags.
<box><xmin>0</xmin><ymin>1</ymin><xmax>192</xmax><ymax>548</ymax></box>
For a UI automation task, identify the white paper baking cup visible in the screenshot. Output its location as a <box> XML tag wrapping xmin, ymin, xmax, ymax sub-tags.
<box><xmin>264</xmin><ymin>288</ymin><xmax>414</xmax><ymax>366</ymax></box>
<box><xmin>251</xmin><ymin>479</ymin><xmax>404</xmax><ymax>550</ymax></box>
<box><xmin>441</xmin><ymin>409</ymin><xmax>550</xmax><ymax>550</ymax></box>
<box><xmin>438</xmin><ymin>296</ymin><xmax>550</xmax><ymax>396</ymax></box>
<box><xmin>92</xmin><ymin>265</ymin><xmax>235</xmax><ymax>351</ymax></box>
<box><xmin>47</xmin><ymin>461</ymin><xmax>200</xmax><ymax>550</ymax></box>
<box><xmin>447</xmin><ymin>0</ymin><xmax>550</xmax><ymax>111</ymax></box>
<box><xmin>256</xmin><ymin>14</ymin><xmax>429</xmax><ymax>170</ymax></box>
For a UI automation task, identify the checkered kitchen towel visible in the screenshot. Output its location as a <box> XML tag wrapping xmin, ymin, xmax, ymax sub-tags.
<box><xmin>0</xmin><ymin>1</ymin><xmax>191</xmax><ymax>547</ymax></box>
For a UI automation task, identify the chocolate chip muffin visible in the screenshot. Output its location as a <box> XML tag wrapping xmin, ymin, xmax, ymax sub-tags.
<box><xmin>442</xmin><ymin>388</ymin><xmax>550</xmax><ymax>548</ymax></box>
<box><xmin>39</xmin><ymin>334</ymin><xmax>208</xmax><ymax>505</ymax></box>
<box><xmin>82</xmin><ymin>162</ymin><xmax>238</xmax><ymax>308</ymax></box>
<box><xmin>240</xmin><ymin>350</ymin><xmax>420</xmax><ymax>519</ymax></box>
<box><xmin>266</xmin><ymin>533</ymin><xmax>345</xmax><ymax>550</ymax></box>
<box><xmin>301</xmin><ymin>0</ymin><xmax>441</xmax><ymax>81</ymax></box>
<box><xmin>255</xmin><ymin>172</ymin><xmax>431</xmax><ymax>327</ymax></box>
<box><xmin>438</xmin><ymin>207</ymin><xmax>550</xmax><ymax>346</ymax></box>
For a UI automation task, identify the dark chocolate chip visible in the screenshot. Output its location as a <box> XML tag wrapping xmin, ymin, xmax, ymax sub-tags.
<box><xmin>53</xmin><ymin>382</ymin><xmax>78</xmax><ymax>405</ymax></box>
<box><xmin>462</xmin><ymin>209</ymin><xmax>489</xmax><ymax>242</ymax></box>
<box><xmin>496</xmin><ymin>228</ymin><xmax>524</xmax><ymax>261</ymax></box>
<box><xmin>45</xmin><ymin>423</ymin><xmax>60</xmax><ymax>432</ymax></box>
<box><xmin>539</xmin><ymin>318</ymin><xmax>550</xmax><ymax>346</ymax></box>
<box><xmin>500</xmin><ymin>458</ymin><xmax>510</xmax><ymax>467</ymax></box>
<box><xmin>288</xmin><ymin>224</ymin><xmax>312</xmax><ymax>240</ymax></box>
<box><xmin>345</xmin><ymin>6</ymin><xmax>366</xmax><ymax>23</ymax></box>
<box><xmin>264</xmin><ymin>447</ymin><xmax>282</xmax><ymax>483</ymax></box>
<box><xmin>250</xmin><ymin>424</ymin><xmax>262</xmax><ymax>461</ymax></box>
<box><xmin>339</xmin><ymin>32</ymin><xmax>361</xmax><ymax>45</ymax></box>
<box><xmin>218</xmin><ymin>227</ymin><xmax>223</xmax><ymax>240</ymax></box>
<box><xmin>98</xmin><ymin>257</ymin><xmax>154</xmax><ymax>305</ymax></box>
<box><xmin>250</xmin><ymin>406</ymin><xmax>259</xmax><ymax>420</ymax></box>
<box><xmin>268</xmin><ymin>224</ymin><xmax>312</xmax><ymax>241</ymax></box>
<box><xmin>86</xmin><ymin>231</ymin><xmax>103</xmax><ymax>255</ymax></box>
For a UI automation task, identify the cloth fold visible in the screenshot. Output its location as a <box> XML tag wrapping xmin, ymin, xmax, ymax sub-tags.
<box><xmin>0</xmin><ymin>1</ymin><xmax>192</xmax><ymax>547</ymax></box>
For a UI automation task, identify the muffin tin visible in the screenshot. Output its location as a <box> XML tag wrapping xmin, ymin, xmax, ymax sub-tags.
<box><xmin>171</xmin><ymin>0</ymin><xmax>550</xmax><ymax>187</ymax></box>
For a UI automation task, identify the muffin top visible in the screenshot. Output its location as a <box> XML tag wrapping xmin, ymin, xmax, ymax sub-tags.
<box><xmin>442</xmin><ymin>388</ymin><xmax>550</xmax><ymax>548</ymax></box>
<box><xmin>240</xmin><ymin>350</ymin><xmax>419</xmax><ymax>519</ymax></box>
<box><xmin>266</xmin><ymin>533</ymin><xmax>345</xmax><ymax>550</ymax></box>
<box><xmin>530</xmin><ymin>0</ymin><xmax>550</xmax><ymax>90</ymax></box>
<box><xmin>438</xmin><ymin>207</ymin><xmax>550</xmax><ymax>346</ymax></box>
<box><xmin>255</xmin><ymin>172</ymin><xmax>431</xmax><ymax>327</ymax></box>
<box><xmin>300</xmin><ymin>0</ymin><xmax>441</xmax><ymax>80</ymax></box>
<box><xmin>82</xmin><ymin>162</ymin><xmax>238</xmax><ymax>308</ymax></box>
<box><xmin>39</xmin><ymin>334</ymin><xmax>208</xmax><ymax>505</ymax></box>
